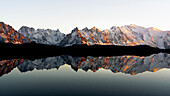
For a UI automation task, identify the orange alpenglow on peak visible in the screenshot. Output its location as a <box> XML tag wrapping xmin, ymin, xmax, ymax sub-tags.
<box><xmin>130</xmin><ymin>24</ymin><xmax>137</xmax><ymax>27</ymax></box>
<box><xmin>0</xmin><ymin>22</ymin><xmax>31</xmax><ymax>44</ymax></box>
<box><xmin>91</xmin><ymin>26</ymin><xmax>101</xmax><ymax>32</ymax></box>
<box><xmin>151</xmin><ymin>27</ymin><xmax>161</xmax><ymax>31</ymax></box>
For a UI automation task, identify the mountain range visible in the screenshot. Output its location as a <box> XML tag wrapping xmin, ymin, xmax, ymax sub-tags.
<box><xmin>1</xmin><ymin>22</ymin><xmax>170</xmax><ymax>49</ymax></box>
<box><xmin>18</xmin><ymin>24</ymin><xmax>170</xmax><ymax>49</ymax></box>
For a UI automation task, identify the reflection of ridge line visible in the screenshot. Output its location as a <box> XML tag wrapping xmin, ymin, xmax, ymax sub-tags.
<box><xmin>0</xmin><ymin>53</ymin><xmax>170</xmax><ymax>77</ymax></box>
<box><xmin>0</xmin><ymin>59</ymin><xmax>25</xmax><ymax>77</ymax></box>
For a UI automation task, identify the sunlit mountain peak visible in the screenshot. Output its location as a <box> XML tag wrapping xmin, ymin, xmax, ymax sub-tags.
<box><xmin>148</xmin><ymin>27</ymin><xmax>161</xmax><ymax>31</ymax></box>
<box><xmin>130</xmin><ymin>24</ymin><xmax>137</xmax><ymax>27</ymax></box>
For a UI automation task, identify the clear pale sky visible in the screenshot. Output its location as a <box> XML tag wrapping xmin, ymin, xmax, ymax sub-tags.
<box><xmin>1</xmin><ymin>0</ymin><xmax>170</xmax><ymax>34</ymax></box>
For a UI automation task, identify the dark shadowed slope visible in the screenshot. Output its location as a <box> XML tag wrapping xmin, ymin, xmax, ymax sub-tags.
<box><xmin>0</xmin><ymin>42</ymin><xmax>169</xmax><ymax>60</ymax></box>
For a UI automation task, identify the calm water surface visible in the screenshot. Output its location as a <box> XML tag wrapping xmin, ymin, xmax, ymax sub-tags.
<box><xmin>0</xmin><ymin>54</ymin><xmax>170</xmax><ymax>96</ymax></box>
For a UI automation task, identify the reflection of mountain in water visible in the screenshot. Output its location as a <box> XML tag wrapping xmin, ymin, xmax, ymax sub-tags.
<box><xmin>1</xmin><ymin>53</ymin><xmax>170</xmax><ymax>77</ymax></box>
<box><xmin>18</xmin><ymin>53</ymin><xmax>170</xmax><ymax>75</ymax></box>
<box><xmin>0</xmin><ymin>59</ymin><xmax>25</xmax><ymax>77</ymax></box>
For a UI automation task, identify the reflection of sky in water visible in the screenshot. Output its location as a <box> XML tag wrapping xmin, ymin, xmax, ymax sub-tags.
<box><xmin>0</xmin><ymin>65</ymin><xmax>170</xmax><ymax>96</ymax></box>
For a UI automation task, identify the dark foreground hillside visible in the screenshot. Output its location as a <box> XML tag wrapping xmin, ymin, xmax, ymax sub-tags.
<box><xmin>0</xmin><ymin>42</ymin><xmax>169</xmax><ymax>60</ymax></box>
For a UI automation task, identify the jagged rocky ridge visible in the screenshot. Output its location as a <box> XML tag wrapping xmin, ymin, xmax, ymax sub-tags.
<box><xmin>13</xmin><ymin>53</ymin><xmax>170</xmax><ymax>75</ymax></box>
<box><xmin>0</xmin><ymin>22</ymin><xmax>30</xmax><ymax>44</ymax></box>
<box><xmin>61</xmin><ymin>25</ymin><xmax>170</xmax><ymax>49</ymax></box>
<box><xmin>1</xmin><ymin>22</ymin><xmax>169</xmax><ymax>49</ymax></box>
<box><xmin>18</xmin><ymin>26</ymin><xmax>65</xmax><ymax>45</ymax></box>
<box><xmin>19</xmin><ymin>24</ymin><xmax>170</xmax><ymax>49</ymax></box>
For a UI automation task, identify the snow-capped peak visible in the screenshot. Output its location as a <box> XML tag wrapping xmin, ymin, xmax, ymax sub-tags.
<box><xmin>18</xmin><ymin>24</ymin><xmax>170</xmax><ymax>49</ymax></box>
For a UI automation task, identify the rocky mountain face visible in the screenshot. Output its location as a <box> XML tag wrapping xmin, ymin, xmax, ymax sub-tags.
<box><xmin>19</xmin><ymin>24</ymin><xmax>170</xmax><ymax>49</ymax></box>
<box><xmin>18</xmin><ymin>26</ymin><xmax>65</xmax><ymax>46</ymax></box>
<box><xmin>0</xmin><ymin>22</ymin><xmax>31</xmax><ymax>44</ymax></box>
<box><xmin>1</xmin><ymin>22</ymin><xmax>169</xmax><ymax>49</ymax></box>
<box><xmin>16</xmin><ymin>53</ymin><xmax>170</xmax><ymax>75</ymax></box>
<box><xmin>62</xmin><ymin>24</ymin><xmax>170</xmax><ymax>49</ymax></box>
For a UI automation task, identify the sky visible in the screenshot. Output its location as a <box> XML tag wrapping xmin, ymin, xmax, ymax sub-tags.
<box><xmin>1</xmin><ymin>0</ymin><xmax>170</xmax><ymax>34</ymax></box>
